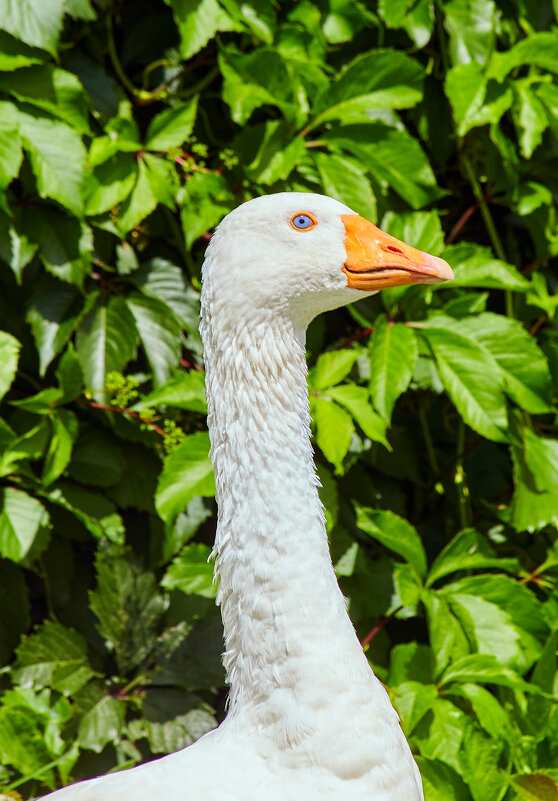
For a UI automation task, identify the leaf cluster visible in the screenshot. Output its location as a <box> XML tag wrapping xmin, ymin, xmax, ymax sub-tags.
<box><xmin>0</xmin><ymin>1</ymin><xmax>557</xmax><ymax>799</ymax></box>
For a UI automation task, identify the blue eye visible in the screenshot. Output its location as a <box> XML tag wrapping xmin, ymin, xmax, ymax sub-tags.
<box><xmin>291</xmin><ymin>212</ymin><xmax>317</xmax><ymax>231</ymax></box>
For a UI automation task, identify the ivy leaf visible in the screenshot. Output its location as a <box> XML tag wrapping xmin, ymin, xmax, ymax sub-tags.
<box><xmin>0</xmin><ymin>330</ymin><xmax>20</xmax><ymax>401</ymax></box>
<box><xmin>427</xmin><ymin>528</ymin><xmax>518</xmax><ymax>587</ymax></box>
<box><xmin>420</xmin><ymin>326</ymin><xmax>508</xmax><ymax>442</ymax></box>
<box><xmin>309</xmin><ymin>350</ymin><xmax>358</xmax><ymax>391</ymax></box>
<box><xmin>84</xmin><ymin>151</ymin><xmax>137</xmax><ymax>216</ymax></box>
<box><xmin>132</xmin><ymin>258</ymin><xmax>198</xmax><ymax>332</ymax></box>
<box><xmin>382</xmin><ymin>210</ymin><xmax>445</xmax><ymax>255</ymax></box>
<box><xmin>167</xmin><ymin>0</ymin><xmax>238</xmax><ymax>60</ymax></box>
<box><xmin>369</xmin><ymin>315</ymin><xmax>418</xmax><ymax>422</ymax></box>
<box><xmin>75</xmin><ymin>296</ymin><xmax>139</xmax><ymax>401</ymax></box>
<box><xmin>126</xmin><ymin>292</ymin><xmax>182</xmax><ymax>386</ymax></box>
<box><xmin>236</xmin><ymin>120</ymin><xmax>306</xmax><ymax>185</ymax></box>
<box><xmin>509</xmin><ymin>416</ymin><xmax>558</xmax><ymax>532</ymax></box>
<box><xmin>0</xmin><ymin>101</ymin><xmax>22</xmax><ymax>197</ymax></box>
<box><xmin>13</xmin><ymin>621</ymin><xmax>95</xmax><ymax>696</ymax></box>
<box><xmin>27</xmin><ymin>281</ymin><xmax>86</xmax><ymax>376</ymax></box>
<box><xmin>0</xmin><ymin>561</ymin><xmax>30</xmax><ymax>666</ymax></box>
<box><xmin>161</xmin><ymin>543</ymin><xmax>216</xmax><ymax>598</ymax></box>
<box><xmin>132</xmin><ymin>371</ymin><xmax>207</xmax><ymax>414</ymax></box>
<box><xmin>355</xmin><ymin>505</ymin><xmax>427</xmax><ymax>578</ymax></box>
<box><xmin>0</xmin><ymin>0</ymin><xmax>65</xmax><ymax>55</ymax></box>
<box><xmin>312</xmin><ymin>151</ymin><xmax>377</xmax><ymax>221</ymax></box>
<box><xmin>89</xmin><ymin>552</ymin><xmax>167</xmax><ymax>674</ymax></box>
<box><xmin>0</xmin><ymin>65</ymin><xmax>91</xmax><ymax>134</ymax></box>
<box><xmin>442</xmin><ymin>243</ymin><xmax>529</xmax><ymax>291</ymax></box>
<box><xmin>181</xmin><ymin>172</ymin><xmax>234</xmax><ymax>248</ymax></box>
<box><xmin>42</xmin><ymin>410</ymin><xmax>79</xmax><ymax>487</ymax></box>
<box><xmin>327</xmin><ymin>123</ymin><xmax>445</xmax><ymax>209</ymax></box>
<box><xmin>326</xmin><ymin>384</ymin><xmax>389</xmax><ymax>447</ymax></box>
<box><xmin>0</xmin><ymin>488</ymin><xmax>50</xmax><ymax>564</ymax></box>
<box><xmin>0</xmin><ymin>31</ymin><xmax>44</xmax><ymax>70</ymax></box>
<box><xmin>77</xmin><ymin>682</ymin><xmax>125</xmax><ymax>753</ymax></box>
<box><xmin>23</xmin><ymin>206</ymin><xmax>92</xmax><ymax>288</ymax></box>
<box><xmin>117</xmin><ymin>157</ymin><xmax>158</xmax><ymax>234</ymax></box>
<box><xmin>416</xmin><ymin>757</ymin><xmax>470</xmax><ymax>801</ymax></box>
<box><xmin>155</xmin><ymin>432</ymin><xmax>215</xmax><ymax>522</ymax></box>
<box><xmin>313</xmin><ymin>50</ymin><xmax>424</xmax><ymax>126</ymax></box>
<box><xmin>510</xmin><ymin>774</ymin><xmax>558</xmax><ymax>801</ymax></box>
<box><xmin>488</xmin><ymin>31</ymin><xmax>558</xmax><ymax>81</ymax></box>
<box><xmin>310</xmin><ymin>396</ymin><xmax>354</xmax><ymax>471</ymax></box>
<box><xmin>145</xmin><ymin>97</ymin><xmax>198</xmax><ymax>151</ymax></box>
<box><xmin>0</xmin><ymin>208</ymin><xmax>37</xmax><ymax>280</ymax></box>
<box><xmin>17</xmin><ymin>108</ymin><xmax>86</xmax><ymax>216</ymax></box>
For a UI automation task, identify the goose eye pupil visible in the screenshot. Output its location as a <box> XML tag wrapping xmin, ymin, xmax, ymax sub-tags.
<box><xmin>292</xmin><ymin>213</ymin><xmax>314</xmax><ymax>229</ymax></box>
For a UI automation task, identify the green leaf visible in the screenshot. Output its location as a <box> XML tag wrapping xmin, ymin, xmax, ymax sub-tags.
<box><xmin>514</xmin><ymin>83</ymin><xmax>548</xmax><ymax>159</ymax></box>
<box><xmin>458</xmin><ymin>724</ymin><xmax>506</xmax><ymax>801</ymax></box>
<box><xmin>369</xmin><ymin>316</ymin><xmax>418</xmax><ymax>422</ymax></box>
<box><xmin>162</xmin><ymin>543</ymin><xmax>216</xmax><ymax>598</ymax></box>
<box><xmin>117</xmin><ymin>157</ymin><xmax>158</xmax><ymax>234</ymax></box>
<box><xmin>420</xmin><ymin>326</ymin><xmax>507</xmax><ymax>442</ymax></box>
<box><xmin>181</xmin><ymin>172</ymin><xmax>234</xmax><ymax>248</ymax></box>
<box><xmin>27</xmin><ymin>281</ymin><xmax>86</xmax><ymax>376</ymax></box>
<box><xmin>310</xmin><ymin>396</ymin><xmax>354</xmax><ymax>470</ymax></box>
<box><xmin>17</xmin><ymin>108</ymin><xmax>86</xmax><ymax>216</ymax></box>
<box><xmin>0</xmin><ymin>208</ymin><xmax>37</xmax><ymax>280</ymax></box>
<box><xmin>449</xmin><ymin>683</ymin><xmax>512</xmax><ymax>741</ymax></box>
<box><xmin>69</xmin><ymin>428</ymin><xmax>124</xmax><ymax>488</ymax></box>
<box><xmin>312</xmin><ymin>151</ymin><xmax>376</xmax><ymax>221</ymax></box>
<box><xmin>13</xmin><ymin>620</ymin><xmax>95</xmax><ymax>695</ymax></box>
<box><xmin>10</xmin><ymin>387</ymin><xmax>63</xmax><ymax>414</ymax></box>
<box><xmin>0</xmin><ymin>31</ymin><xmax>43</xmax><ymax>70</ymax></box>
<box><xmin>391</xmin><ymin>680</ymin><xmax>438</xmax><ymax>735</ymax></box>
<box><xmin>488</xmin><ymin>31</ymin><xmax>558</xmax><ymax>81</ymax></box>
<box><xmin>0</xmin><ymin>704</ymin><xmax>56</xmax><ymax>788</ymax></box>
<box><xmin>326</xmin><ymin>385</ymin><xmax>389</xmax><ymax>447</ymax></box>
<box><xmin>45</xmin><ymin>480</ymin><xmax>125</xmax><ymax>543</ymax></box>
<box><xmin>382</xmin><ymin>210</ymin><xmax>444</xmax><ymax>255</ymax></box>
<box><xmin>0</xmin><ymin>65</ymin><xmax>90</xmax><ymax>134</ymax></box>
<box><xmin>442</xmin><ymin>243</ymin><xmax>529</xmax><ymax>291</ymax></box>
<box><xmin>219</xmin><ymin>45</ymin><xmax>305</xmax><ymax>126</ymax></box>
<box><xmin>155</xmin><ymin>432</ymin><xmax>215</xmax><ymax>522</ymax></box>
<box><xmin>355</xmin><ymin>505</ymin><xmax>427</xmax><ymax>578</ymax></box>
<box><xmin>236</xmin><ymin>120</ymin><xmax>306</xmax><ymax>185</ymax></box>
<box><xmin>0</xmin><ymin>0</ymin><xmax>65</xmax><ymax>55</ymax></box>
<box><xmin>453</xmin><ymin>313</ymin><xmax>553</xmax><ymax>414</ymax></box>
<box><xmin>415</xmin><ymin>757</ymin><xmax>470</xmax><ymax>801</ymax></box>
<box><xmin>427</xmin><ymin>528</ymin><xmax>518</xmax><ymax>587</ymax></box>
<box><xmin>42</xmin><ymin>410</ymin><xmax>79</xmax><ymax>487</ymax></box>
<box><xmin>126</xmin><ymin>292</ymin><xmax>182</xmax><ymax>386</ymax></box>
<box><xmin>444</xmin><ymin>0</ymin><xmax>496</xmax><ymax>66</ymax></box>
<box><xmin>313</xmin><ymin>50</ymin><xmax>424</xmax><ymax>127</ymax></box>
<box><xmin>444</xmin><ymin>63</ymin><xmax>512</xmax><ymax>136</ymax></box>
<box><xmin>77</xmin><ymin>683</ymin><xmax>125</xmax><ymax>753</ymax></box>
<box><xmin>0</xmin><ymin>330</ymin><xmax>20</xmax><ymax>401</ymax></box>
<box><xmin>309</xmin><ymin>350</ymin><xmax>358</xmax><ymax>391</ymax></box>
<box><xmin>0</xmin><ymin>101</ymin><xmax>22</xmax><ymax>195</ymax></box>
<box><xmin>132</xmin><ymin>371</ymin><xmax>207</xmax><ymax>414</ymax></box>
<box><xmin>145</xmin><ymin>97</ymin><xmax>198</xmax><ymax>151</ymax></box>
<box><xmin>56</xmin><ymin>343</ymin><xmax>84</xmax><ymax>403</ymax></box>
<box><xmin>168</xmin><ymin>0</ymin><xmax>238</xmax><ymax>60</ymax></box>
<box><xmin>439</xmin><ymin>653</ymin><xmax>539</xmax><ymax>692</ymax></box>
<box><xmin>84</xmin><ymin>150</ymin><xmax>137</xmax><ymax>216</ymax></box>
<box><xmin>509</xmin><ymin>417</ymin><xmax>558</xmax><ymax>532</ymax></box>
<box><xmin>24</xmin><ymin>206</ymin><xmax>92</xmax><ymax>287</ymax></box>
<box><xmin>326</xmin><ymin>123</ymin><xmax>445</xmax><ymax>209</ymax></box>
<box><xmin>0</xmin><ymin>488</ymin><xmax>50</xmax><ymax>564</ymax></box>
<box><xmin>89</xmin><ymin>552</ymin><xmax>167</xmax><ymax>674</ymax></box>
<box><xmin>378</xmin><ymin>0</ymin><xmax>434</xmax><ymax>48</ymax></box>
<box><xmin>131</xmin><ymin>688</ymin><xmax>216</xmax><ymax>754</ymax></box>
<box><xmin>132</xmin><ymin>258</ymin><xmax>199</xmax><ymax>332</ymax></box>
<box><xmin>75</xmin><ymin>296</ymin><xmax>138</xmax><ymax>401</ymax></box>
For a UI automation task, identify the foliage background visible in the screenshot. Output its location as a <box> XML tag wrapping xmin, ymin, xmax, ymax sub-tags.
<box><xmin>0</xmin><ymin>0</ymin><xmax>557</xmax><ymax>799</ymax></box>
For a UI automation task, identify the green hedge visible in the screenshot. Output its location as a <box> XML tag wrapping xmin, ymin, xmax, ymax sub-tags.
<box><xmin>0</xmin><ymin>1</ymin><xmax>557</xmax><ymax>799</ymax></box>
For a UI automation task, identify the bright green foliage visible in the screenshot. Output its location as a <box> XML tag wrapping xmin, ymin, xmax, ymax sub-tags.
<box><xmin>0</xmin><ymin>1</ymin><xmax>557</xmax><ymax>799</ymax></box>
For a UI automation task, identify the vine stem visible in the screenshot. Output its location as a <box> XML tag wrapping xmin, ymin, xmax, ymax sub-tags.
<box><xmin>454</xmin><ymin>418</ymin><xmax>471</xmax><ymax>528</ymax></box>
<box><xmin>106</xmin><ymin>12</ymin><xmax>138</xmax><ymax>97</ymax></box>
<box><xmin>86</xmin><ymin>400</ymin><xmax>167</xmax><ymax>438</ymax></box>
<box><xmin>460</xmin><ymin>154</ymin><xmax>514</xmax><ymax>316</ymax></box>
<box><xmin>418</xmin><ymin>399</ymin><xmax>439</xmax><ymax>474</ymax></box>
<box><xmin>361</xmin><ymin>607</ymin><xmax>401</xmax><ymax>650</ymax></box>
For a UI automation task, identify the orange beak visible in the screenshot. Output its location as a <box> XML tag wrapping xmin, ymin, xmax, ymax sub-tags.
<box><xmin>341</xmin><ymin>214</ymin><xmax>453</xmax><ymax>291</ymax></box>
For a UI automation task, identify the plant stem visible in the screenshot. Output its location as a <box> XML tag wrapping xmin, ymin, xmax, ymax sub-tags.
<box><xmin>106</xmin><ymin>11</ymin><xmax>139</xmax><ymax>98</ymax></box>
<box><xmin>454</xmin><ymin>418</ymin><xmax>470</xmax><ymax>528</ymax></box>
<box><xmin>460</xmin><ymin>154</ymin><xmax>514</xmax><ymax>316</ymax></box>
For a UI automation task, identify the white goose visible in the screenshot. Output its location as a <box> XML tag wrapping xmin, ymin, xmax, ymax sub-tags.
<box><xmin>42</xmin><ymin>193</ymin><xmax>452</xmax><ymax>801</ymax></box>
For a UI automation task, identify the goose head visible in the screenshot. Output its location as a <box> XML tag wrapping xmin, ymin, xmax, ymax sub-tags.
<box><xmin>203</xmin><ymin>192</ymin><xmax>453</xmax><ymax>327</ymax></box>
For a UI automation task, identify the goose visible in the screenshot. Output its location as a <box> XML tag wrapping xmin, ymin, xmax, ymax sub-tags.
<box><xmin>41</xmin><ymin>192</ymin><xmax>453</xmax><ymax>801</ymax></box>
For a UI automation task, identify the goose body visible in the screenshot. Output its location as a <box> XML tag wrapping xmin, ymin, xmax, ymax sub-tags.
<box><xmin>41</xmin><ymin>193</ymin><xmax>452</xmax><ymax>801</ymax></box>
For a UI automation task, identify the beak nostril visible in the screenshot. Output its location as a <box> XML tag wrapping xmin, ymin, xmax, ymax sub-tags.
<box><xmin>386</xmin><ymin>245</ymin><xmax>405</xmax><ymax>255</ymax></box>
